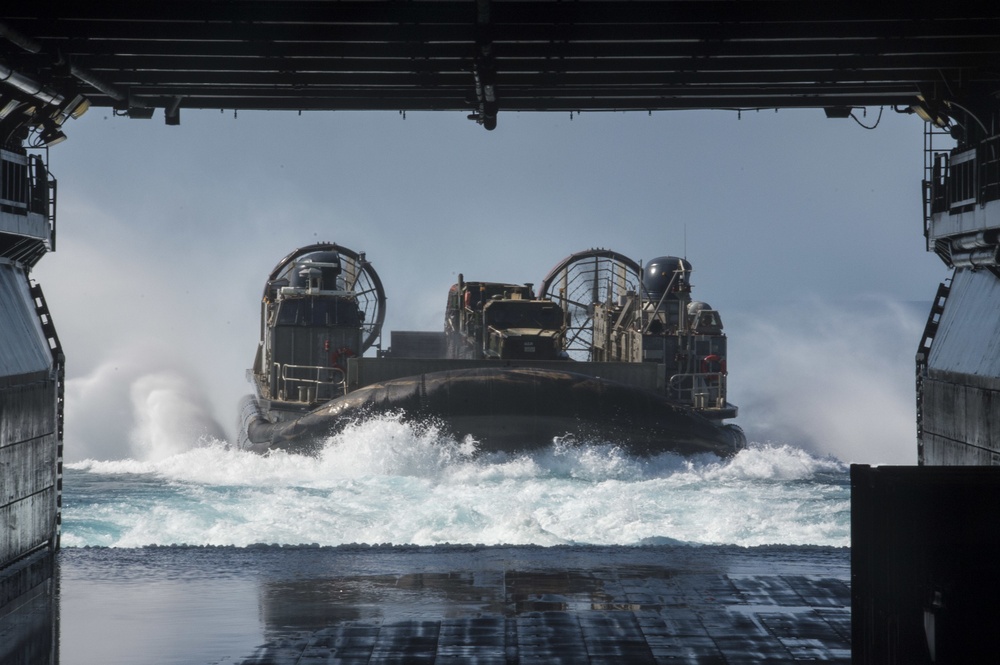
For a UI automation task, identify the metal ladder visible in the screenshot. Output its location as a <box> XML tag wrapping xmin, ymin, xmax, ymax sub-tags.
<box><xmin>916</xmin><ymin>280</ymin><xmax>951</xmax><ymax>364</ymax></box>
<box><xmin>922</xmin><ymin>121</ymin><xmax>954</xmax><ymax>248</ymax></box>
<box><xmin>915</xmin><ymin>279</ymin><xmax>951</xmax><ymax>463</ymax></box>
<box><xmin>29</xmin><ymin>280</ymin><xmax>64</xmax><ymax>548</ymax></box>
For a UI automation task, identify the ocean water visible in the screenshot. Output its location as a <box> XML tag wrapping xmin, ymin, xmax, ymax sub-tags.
<box><xmin>48</xmin><ymin>297</ymin><xmax>921</xmax><ymax>664</ymax></box>
<box><xmin>63</xmin><ymin>416</ymin><xmax>850</xmax><ymax>549</ymax></box>
<box><xmin>60</xmin><ymin>298</ymin><xmax>930</xmax><ymax>551</ymax></box>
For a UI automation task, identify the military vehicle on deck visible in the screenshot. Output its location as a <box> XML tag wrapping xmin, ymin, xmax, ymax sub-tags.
<box><xmin>444</xmin><ymin>279</ymin><xmax>565</xmax><ymax>360</ymax></box>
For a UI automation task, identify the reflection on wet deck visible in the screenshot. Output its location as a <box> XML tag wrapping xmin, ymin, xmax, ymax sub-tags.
<box><xmin>3</xmin><ymin>544</ymin><xmax>850</xmax><ymax>664</ymax></box>
<box><xmin>242</xmin><ymin>545</ymin><xmax>850</xmax><ymax>664</ymax></box>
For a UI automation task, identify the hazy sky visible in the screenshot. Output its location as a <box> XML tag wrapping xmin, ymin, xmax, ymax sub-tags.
<box><xmin>32</xmin><ymin>107</ymin><xmax>950</xmax><ymax>463</ymax></box>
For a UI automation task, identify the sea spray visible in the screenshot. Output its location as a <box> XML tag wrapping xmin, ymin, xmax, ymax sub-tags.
<box><xmin>65</xmin><ymin>343</ymin><xmax>227</xmax><ymax>462</ymax></box>
<box><xmin>130</xmin><ymin>370</ymin><xmax>227</xmax><ymax>461</ymax></box>
<box><xmin>61</xmin><ymin>298</ymin><xmax>924</xmax><ymax>466</ymax></box>
<box><xmin>727</xmin><ymin>297</ymin><xmax>925</xmax><ymax>464</ymax></box>
<box><xmin>57</xmin><ymin>300</ymin><xmax>920</xmax><ymax>548</ymax></box>
<box><xmin>63</xmin><ymin>416</ymin><xmax>850</xmax><ymax>549</ymax></box>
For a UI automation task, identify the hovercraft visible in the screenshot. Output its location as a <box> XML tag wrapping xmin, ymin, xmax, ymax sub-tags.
<box><xmin>238</xmin><ymin>244</ymin><xmax>745</xmax><ymax>456</ymax></box>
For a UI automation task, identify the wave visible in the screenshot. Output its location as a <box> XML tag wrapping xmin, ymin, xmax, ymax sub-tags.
<box><xmin>64</xmin><ymin>344</ymin><xmax>227</xmax><ymax>462</ymax></box>
<box><xmin>64</xmin><ymin>415</ymin><xmax>849</xmax><ymax>549</ymax></box>
<box><xmin>67</xmin><ymin>413</ymin><xmax>845</xmax><ymax>485</ymax></box>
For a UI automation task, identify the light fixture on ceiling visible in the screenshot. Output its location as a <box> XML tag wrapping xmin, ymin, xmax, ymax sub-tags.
<box><xmin>0</xmin><ymin>98</ymin><xmax>22</xmax><ymax>120</ymax></box>
<box><xmin>38</xmin><ymin>119</ymin><xmax>67</xmax><ymax>146</ymax></box>
<box><xmin>62</xmin><ymin>94</ymin><xmax>90</xmax><ymax>120</ymax></box>
<box><xmin>911</xmin><ymin>95</ymin><xmax>950</xmax><ymax>128</ymax></box>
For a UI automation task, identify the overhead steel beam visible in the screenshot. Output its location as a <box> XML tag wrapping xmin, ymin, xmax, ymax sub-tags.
<box><xmin>3</xmin><ymin>2</ymin><xmax>999</xmax><ymax>128</ymax></box>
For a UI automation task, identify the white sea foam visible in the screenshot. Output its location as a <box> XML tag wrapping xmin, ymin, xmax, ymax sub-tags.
<box><xmin>63</xmin><ymin>416</ymin><xmax>850</xmax><ymax>549</ymax></box>
<box><xmin>64</xmin><ymin>343</ymin><xmax>227</xmax><ymax>462</ymax></box>
<box><xmin>61</xmin><ymin>298</ymin><xmax>919</xmax><ymax>549</ymax></box>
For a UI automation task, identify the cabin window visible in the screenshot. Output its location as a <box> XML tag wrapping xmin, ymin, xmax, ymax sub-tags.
<box><xmin>486</xmin><ymin>302</ymin><xmax>562</xmax><ymax>330</ymax></box>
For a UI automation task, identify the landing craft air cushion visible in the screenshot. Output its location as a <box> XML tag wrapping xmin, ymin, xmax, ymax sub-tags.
<box><xmin>238</xmin><ymin>243</ymin><xmax>745</xmax><ymax>456</ymax></box>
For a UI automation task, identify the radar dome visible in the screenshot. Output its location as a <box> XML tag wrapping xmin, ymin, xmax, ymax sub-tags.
<box><xmin>644</xmin><ymin>256</ymin><xmax>691</xmax><ymax>301</ymax></box>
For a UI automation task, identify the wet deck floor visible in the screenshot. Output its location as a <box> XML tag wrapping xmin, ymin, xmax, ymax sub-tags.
<box><xmin>5</xmin><ymin>544</ymin><xmax>851</xmax><ymax>664</ymax></box>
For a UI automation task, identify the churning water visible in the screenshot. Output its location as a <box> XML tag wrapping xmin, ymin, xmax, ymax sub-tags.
<box><xmin>62</xmin><ymin>298</ymin><xmax>932</xmax><ymax>551</ymax></box>
<box><xmin>63</xmin><ymin>416</ymin><xmax>850</xmax><ymax>549</ymax></box>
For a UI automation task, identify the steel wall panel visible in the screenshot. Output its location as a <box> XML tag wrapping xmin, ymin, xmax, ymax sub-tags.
<box><xmin>0</xmin><ymin>550</ymin><xmax>53</xmax><ymax>616</ymax></box>
<box><xmin>0</xmin><ymin>492</ymin><xmax>53</xmax><ymax>566</ymax></box>
<box><xmin>0</xmin><ymin>381</ymin><xmax>55</xmax><ymax>449</ymax></box>
<box><xmin>928</xmin><ymin>268</ymin><xmax>1000</xmax><ymax>380</ymax></box>
<box><xmin>922</xmin><ymin>378</ymin><xmax>1000</xmax><ymax>461</ymax></box>
<box><xmin>0</xmin><ymin>268</ymin><xmax>58</xmax><ymax>616</ymax></box>
<box><xmin>0</xmin><ymin>265</ymin><xmax>50</xmax><ymax>381</ymax></box>
<box><xmin>0</xmin><ymin>436</ymin><xmax>56</xmax><ymax>505</ymax></box>
<box><xmin>922</xmin><ymin>432</ymin><xmax>998</xmax><ymax>465</ymax></box>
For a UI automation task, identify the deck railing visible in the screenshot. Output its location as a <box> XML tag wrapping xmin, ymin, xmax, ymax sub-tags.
<box><xmin>667</xmin><ymin>372</ymin><xmax>727</xmax><ymax>410</ymax></box>
<box><xmin>0</xmin><ymin>149</ymin><xmax>51</xmax><ymax>216</ymax></box>
<box><xmin>275</xmin><ymin>363</ymin><xmax>346</xmax><ymax>403</ymax></box>
<box><xmin>0</xmin><ymin>149</ymin><xmax>57</xmax><ymax>262</ymax></box>
<box><xmin>924</xmin><ymin>133</ymin><xmax>1000</xmax><ymax>225</ymax></box>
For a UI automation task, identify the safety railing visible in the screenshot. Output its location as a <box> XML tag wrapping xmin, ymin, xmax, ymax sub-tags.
<box><xmin>0</xmin><ymin>149</ymin><xmax>57</xmax><ymax>260</ymax></box>
<box><xmin>0</xmin><ymin>150</ymin><xmax>50</xmax><ymax>215</ymax></box>
<box><xmin>275</xmin><ymin>362</ymin><xmax>346</xmax><ymax>403</ymax></box>
<box><xmin>667</xmin><ymin>372</ymin><xmax>727</xmax><ymax>410</ymax></box>
<box><xmin>980</xmin><ymin>134</ymin><xmax>1000</xmax><ymax>205</ymax></box>
<box><xmin>923</xmin><ymin>133</ymin><xmax>1000</xmax><ymax>230</ymax></box>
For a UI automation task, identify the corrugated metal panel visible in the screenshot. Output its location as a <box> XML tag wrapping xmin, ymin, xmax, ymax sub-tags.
<box><xmin>0</xmin><ymin>381</ymin><xmax>55</xmax><ymax>448</ymax></box>
<box><xmin>0</xmin><ymin>548</ymin><xmax>52</xmax><ymax>617</ymax></box>
<box><xmin>928</xmin><ymin>268</ymin><xmax>1000</xmax><ymax>381</ymax></box>
<box><xmin>0</xmin><ymin>266</ymin><xmax>58</xmax><ymax>615</ymax></box>
<box><xmin>922</xmin><ymin>431</ymin><xmax>999</xmax><ymax>465</ymax></box>
<box><xmin>921</xmin><ymin>378</ymin><xmax>1000</xmax><ymax>456</ymax></box>
<box><xmin>0</xmin><ymin>263</ymin><xmax>50</xmax><ymax>380</ymax></box>
<box><xmin>0</xmin><ymin>382</ymin><xmax>58</xmax><ymax>564</ymax></box>
<box><xmin>0</xmin><ymin>437</ymin><xmax>56</xmax><ymax>504</ymax></box>
<box><xmin>0</xmin><ymin>492</ymin><xmax>54</xmax><ymax>566</ymax></box>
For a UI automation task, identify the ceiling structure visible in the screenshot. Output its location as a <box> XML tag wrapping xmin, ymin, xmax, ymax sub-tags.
<box><xmin>1</xmin><ymin>1</ymin><xmax>999</xmax><ymax>134</ymax></box>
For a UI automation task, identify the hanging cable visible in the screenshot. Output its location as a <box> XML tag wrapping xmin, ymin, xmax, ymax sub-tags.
<box><xmin>850</xmin><ymin>106</ymin><xmax>883</xmax><ymax>130</ymax></box>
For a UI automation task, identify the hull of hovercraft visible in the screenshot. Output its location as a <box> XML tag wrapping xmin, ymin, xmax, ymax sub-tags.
<box><xmin>241</xmin><ymin>367</ymin><xmax>744</xmax><ymax>456</ymax></box>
